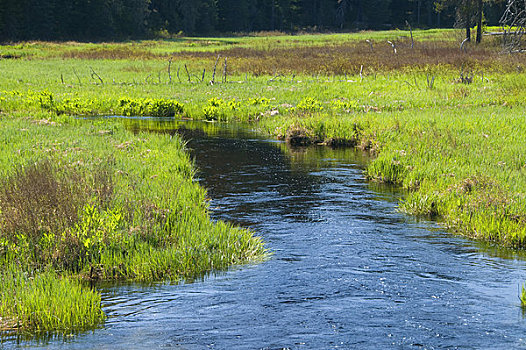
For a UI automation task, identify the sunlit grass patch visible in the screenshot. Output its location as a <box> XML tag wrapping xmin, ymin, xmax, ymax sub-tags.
<box><xmin>0</xmin><ymin>267</ymin><xmax>104</xmax><ymax>333</ymax></box>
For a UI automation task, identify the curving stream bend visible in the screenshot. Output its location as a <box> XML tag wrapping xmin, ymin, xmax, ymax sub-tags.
<box><xmin>4</xmin><ymin>121</ymin><xmax>526</xmax><ymax>349</ymax></box>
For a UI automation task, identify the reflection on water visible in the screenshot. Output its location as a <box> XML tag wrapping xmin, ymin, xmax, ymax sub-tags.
<box><xmin>4</xmin><ymin>119</ymin><xmax>526</xmax><ymax>349</ymax></box>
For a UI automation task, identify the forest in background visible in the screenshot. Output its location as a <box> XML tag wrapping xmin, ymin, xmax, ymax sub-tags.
<box><xmin>0</xmin><ymin>0</ymin><xmax>508</xmax><ymax>41</ymax></box>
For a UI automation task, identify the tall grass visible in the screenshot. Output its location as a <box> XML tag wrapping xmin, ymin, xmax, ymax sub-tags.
<box><xmin>0</xmin><ymin>267</ymin><xmax>104</xmax><ymax>333</ymax></box>
<box><xmin>0</xmin><ymin>116</ymin><xmax>267</xmax><ymax>333</ymax></box>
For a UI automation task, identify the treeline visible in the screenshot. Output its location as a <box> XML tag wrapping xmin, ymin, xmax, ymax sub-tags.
<box><xmin>0</xmin><ymin>0</ymin><xmax>507</xmax><ymax>41</ymax></box>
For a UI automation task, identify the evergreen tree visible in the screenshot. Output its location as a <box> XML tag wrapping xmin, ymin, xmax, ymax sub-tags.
<box><xmin>0</xmin><ymin>0</ymin><xmax>511</xmax><ymax>41</ymax></box>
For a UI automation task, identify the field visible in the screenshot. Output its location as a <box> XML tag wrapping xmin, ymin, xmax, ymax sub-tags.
<box><xmin>2</xmin><ymin>28</ymin><xmax>526</xmax><ymax>332</ymax></box>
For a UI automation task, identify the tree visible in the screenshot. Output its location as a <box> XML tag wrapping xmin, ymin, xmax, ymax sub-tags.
<box><xmin>436</xmin><ymin>0</ymin><xmax>476</xmax><ymax>41</ymax></box>
<box><xmin>436</xmin><ymin>0</ymin><xmax>502</xmax><ymax>43</ymax></box>
<box><xmin>500</xmin><ymin>0</ymin><xmax>526</xmax><ymax>51</ymax></box>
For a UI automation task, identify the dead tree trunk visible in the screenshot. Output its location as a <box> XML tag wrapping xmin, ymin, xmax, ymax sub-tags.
<box><xmin>476</xmin><ymin>0</ymin><xmax>483</xmax><ymax>44</ymax></box>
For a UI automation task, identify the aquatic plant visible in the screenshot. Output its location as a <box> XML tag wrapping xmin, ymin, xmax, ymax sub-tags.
<box><xmin>118</xmin><ymin>97</ymin><xmax>184</xmax><ymax>117</ymax></box>
<box><xmin>202</xmin><ymin>98</ymin><xmax>239</xmax><ymax>121</ymax></box>
<box><xmin>294</xmin><ymin>97</ymin><xmax>324</xmax><ymax>112</ymax></box>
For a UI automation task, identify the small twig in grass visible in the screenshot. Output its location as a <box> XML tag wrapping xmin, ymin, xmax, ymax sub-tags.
<box><xmin>145</xmin><ymin>74</ymin><xmax>152</xmax><ymax>84</ymax></box>
<box><xmin>60</xmin><ymin>73</ymin><xmax>64</xmax><ymax>85</ymax></box>
<box><xmin>413</xmin><ymin>76</ymin><xmax>420</xmax><ymax>89</ymax></box>
<box><xmin>176</xmin><ymin>67</ymin><xmax>181</xmax><ymax>83</ymax></box>
<box><xmin>460</xmin><ymin>37</ymin><xmax>470</xmax><ymax>52</ymax></box>
<box><xmin>426</xmin><ymin>74</ymin><xmax>435</xmax><ymax>89</ymax></box>
<box><xmin>222</xmin><ymin>57</ymin><xmax>228</xmax><ymax>83</ymax></box>
<box><xmin>73</xmin><ymin>68</ymin><xmax>82</xmax><ymax>86</ymax></box>
<box><xmin>211</xmin><ymin>55</ymin><xmax>220</xmax><ymax>84</ymax></box>
<box><xmin>184</xmin><ymin>64</ymin><xmax>191</xmax><ymax>83</ymax></box>
<box><xmin>201</xmin><ymin>69</ymin><xmax>206</xmax><ymax>83</ymax></box>
<box><xmin>387</xmin><ymin>41</ymin><xmax>397</xmax><ymax>54</ymax></box>
<box><xmin>366</xmin><ymin>39</ymin><xmax>374</xmax><ymax>52</ymax></box>
<box><xmin>89</xmin><ymin>67</ymin><xmax>104</xmax><ymax>85</ymax></box>
<box><xmin>360</xmin><ymin>65</ymin><xmax>364</xmax><ymax>81</ymax></box>
<box><xmin>168</xmin><ymin>58</ymin><xmax>173</xmax><ymax>84</ymax></box>
<box><xmin>268</xmin><ymin>73</ymin><xmax>284</xmax><ymax>83</ymax></box>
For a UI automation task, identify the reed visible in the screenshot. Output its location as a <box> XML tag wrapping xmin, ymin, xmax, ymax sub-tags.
<box><xmin>0</xmin><ymin>267</ymin><xmax>104</xmax><ymax>333</ymax></box>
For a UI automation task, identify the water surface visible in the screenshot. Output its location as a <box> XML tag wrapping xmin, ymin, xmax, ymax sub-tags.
<box><xmin>4</xmin><ymin>121</ymin><xmax>526</xmax><ymax>349</ymax></box>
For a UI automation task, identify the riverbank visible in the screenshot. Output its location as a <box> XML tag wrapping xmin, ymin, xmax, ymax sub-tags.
<box><xmin>259</xmin><ymin>105</ymin><xmax>526</xmax><ymax>248</ymax></box>
<box><xmin>0</xmin><ymin>114</ymin><xmax>266</xmax><ymax>333</ymax></box>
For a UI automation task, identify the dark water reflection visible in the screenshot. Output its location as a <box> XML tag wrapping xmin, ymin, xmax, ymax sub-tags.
<box><xmin>4</xmin><ymin>120</ymin><xmax>526</xmax><ymax>349</ymax></box>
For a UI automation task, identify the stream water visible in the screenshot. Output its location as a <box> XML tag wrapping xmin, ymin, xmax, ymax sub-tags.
<box><xmin>4</xmin><ymin>121</ymin><xmax>526</xmax><ymax>349</ymax></box>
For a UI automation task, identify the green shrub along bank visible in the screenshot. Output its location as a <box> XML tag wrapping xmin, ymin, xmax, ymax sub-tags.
<box><xmin>0</xmin><ymin>116</ymin><xmax>267</xmax><ymax>333</ymax></box>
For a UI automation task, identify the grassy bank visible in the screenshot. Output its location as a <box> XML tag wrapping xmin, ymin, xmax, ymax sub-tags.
<box><xmin>259</xmin><ymin>105</ymin><xmax>526</xmax><ymax>247</ymax></box>
<box><xmin>0</xmin><ymin>114</ymin><xmax>266</xmax><ymax>333</ymax></box>
<box><xmin>1</xmin><ymin>30</ymin><xmax>525</xmax><ymax>248</ymax></box>
<box><xmin>2</xmin><ymin>29</ymin><xmax>526</xmax><ymax>332</ymax></box>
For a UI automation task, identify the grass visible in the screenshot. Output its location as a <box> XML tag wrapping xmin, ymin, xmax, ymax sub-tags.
<box><xmin>0</xmin><ymin>114</ymin><xmax>266</xmax><ymax>333</ymax></box>
<box><xmin>258</xmin><ymin>105</ymin><xmax>526</xmax><ymax>248</ymax></box>
<box><xmin>0</xmin><ymin>267</ymin><xmax>104</xmax><ymax>334</ymax></box>
<box><xmin>2</xmin><ymin>28</ymin><xmax>526</xmax><ymax>333</ymax></box>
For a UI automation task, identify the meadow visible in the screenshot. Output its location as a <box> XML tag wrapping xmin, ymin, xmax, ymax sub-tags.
<box><xmin>2</xmin><ymin>28</ymin><xmax>526</xmax><ymax>332</ymax></box>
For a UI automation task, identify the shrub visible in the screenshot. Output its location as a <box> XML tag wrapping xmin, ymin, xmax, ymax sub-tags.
<box><xmin>0</xmin><ymin>158</ymin><xmax>119</xmax><ymax>270</ymax></box>
<box><xmin>0</xmin><ymin>159</ymin><xmax>88</xmax><ymax>259</ymax></box>
<box><xmin>118</xmin><ymin>98</ymin><xmax>184</xmax><ymax>117</ymax></box>
<box><xmin>294</xmin><ymin>97</ymin><xmax>324</xmax><ymax>112</ymax></box>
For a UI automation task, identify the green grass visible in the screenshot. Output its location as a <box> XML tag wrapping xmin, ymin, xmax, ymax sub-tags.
<box><xmin>0</xmin><ymin>114</ymin><xmax>266</xmax><ymax>333</ymax></box>
<box><xmin>3</xmin><ymin>28</ymin><xmax>526</xmax><ymax>332</ymax></box>
<box><xmin>0</xmin><ymin>267</ymin><xmax>104</xmax><ymax>334</ymax></box>
<box><xmin>258</xmin><ymin>104</ymin><xmax>526</xmax><ymax>248</ymax></box>
<box><xmin>0</xmin><ymin>29</ymin><xmax>460</xmax><ymax>58</ymax></box>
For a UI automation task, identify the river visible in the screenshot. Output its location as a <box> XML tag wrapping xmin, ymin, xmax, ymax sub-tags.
<box><xmin>4</xmin><ymin>120</ymin><xmax>526</xmax><ymax>349</ymax></box>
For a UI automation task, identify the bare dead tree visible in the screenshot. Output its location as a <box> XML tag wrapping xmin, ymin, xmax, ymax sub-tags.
<box><xmin>500</xmin><ymin>0</ymin><xmax>526</xmax><ymax>52</ymax></box>
<box><xmin>387</xmin><ymin>41</ymin><xmax>397</xmax><ymax>54</ymax></box>
<box><xmin>211</xmin><ymin>55</ymin><xmax>220</xmax><ymax>84</ymax></box>
<box><xmin>406</xmin><ymin>20</ymin><xmax>414</xmax><ymax>49</ymax></box>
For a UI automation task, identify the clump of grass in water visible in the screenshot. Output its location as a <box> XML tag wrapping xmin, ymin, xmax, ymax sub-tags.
<box><xmin>0</xmin><ymin>267</ymin><xmax>104</xmax><ymax>333</ymax></box>
<box><xmin>118</xmin><ymin>97</ymin><xmax>184</xmax><ymax>118</ymax></box>
<box><xmin>519</xmin><ymin>283</ymin><xmax>526</xmax><ymax>309</ymax></box>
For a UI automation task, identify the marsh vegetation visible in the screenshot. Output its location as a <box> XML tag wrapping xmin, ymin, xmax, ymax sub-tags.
<box><xmin>2</xmin><ymin>28</ymin><xmax>526</xmax><ymax>334</ymax></box>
